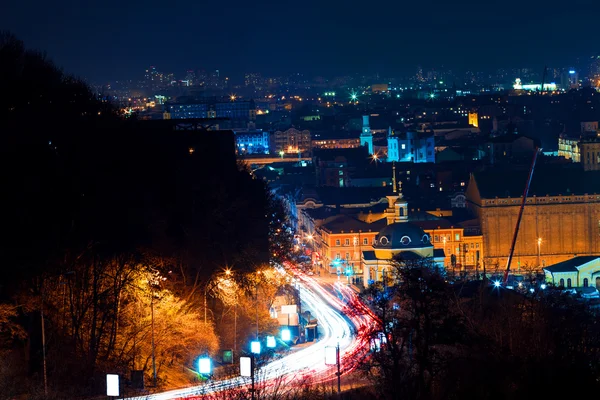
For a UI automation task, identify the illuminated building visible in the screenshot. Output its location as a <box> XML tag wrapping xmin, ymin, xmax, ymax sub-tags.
<box><xmin>234</xmin><ymin>129</ymin><xmax>270</xmax><ymax>155</ymax></box>
<box><xmin>371</xmin><ymin>83</ymin><xmax>389</xmax><ymax>93</ymax></box>
<box><xmin>386</xmin><ymin>128</ymin><xmax>435</xmax><ymax>163</ymax></box>
<box><xmin>466</xmin><ymin>168</ymin><xmax>600</xmax><ymax>271</ymax></box>
<box><xmin>544</xmin><ymin>256</ymin><xmax>600</xmax><ymax>289</ymax></box>
<box><xmin>360</xmin><ymin>115</ymin><xmax>373</xmax><ymax>155</ymax></box>
<box><xmin>468</xmin><ymin>112</ymin><xmax>479</xmax><ymax>128</ymax></box>
<box><xmin>165</xmin><ymin>99</ymin><xmax>256</xmax><ymax>128</ymax></box>
<box><xmin>361</xmin><ymin>181</ymin><xmax>445</xmax><ymax>287</ymax></box>
<box><xmin>272</xmin><ymin>128</ymin><xmax>311</xmax><ymax>155</ymax></box>
<box><xmin>558</xmin><ymin>134</ymin><xmax>581</xmax><ymax>162</ymax></box>
<box><xmin>581</xmin><ymin>137</ymin><xmax>600</xmax><ymax>171</ymax></box>
<box><xmin>512</xmin><ymin>78</ymin><xmax>558</xmax><ymax>92</ymax></box>
<box><xmin>311</xmin><ymin>137</ymin><xmax>360</xmax><ymax>150</ymax></box>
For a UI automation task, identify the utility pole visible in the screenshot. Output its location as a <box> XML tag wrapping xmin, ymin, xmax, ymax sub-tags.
<box><xmin>150</xmin><ymin>288</ymin><xmax>157</xmax><ymax>387</ymax></box>
<box><xmin>250</xmin><ymin>354</ymin><xmax>256</xmax><ymax>400</ymax></box>
<box><xmin>40</xmin><ymin>283</ymin><xmax>48</xmax><ymax>397</ymax></box>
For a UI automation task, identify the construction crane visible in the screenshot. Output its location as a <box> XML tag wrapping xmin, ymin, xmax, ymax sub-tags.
<box><xmin>503</xmin><ymin>147</ymin><xmax>542</xmax><ymax>285</ymax></box>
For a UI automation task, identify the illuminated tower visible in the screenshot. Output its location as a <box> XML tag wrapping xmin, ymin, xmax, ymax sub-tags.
<box><xmin>385</xmin><ymin>162</ymin><xmax>408</xmax><ymax>224</ymax></box>
<box><xmin>468</xmin><ymin>112</ymin><xmax>479</xmax><ymax>128</ymax></box>
<box><xmin>360</xmin><ymin>115</ymin><xmax>373</xmax><ymax>155</ymax></box>
<box><xmin>387</xmin><ymin>126</ymin><xmax>399</xmax><ymax>162</ymax></box>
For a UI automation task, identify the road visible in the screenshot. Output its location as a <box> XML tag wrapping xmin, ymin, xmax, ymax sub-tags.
<box><xmin>119</xmin><ymin>271</ymin><xmax>374</xmax><ymax>400</ymax></box>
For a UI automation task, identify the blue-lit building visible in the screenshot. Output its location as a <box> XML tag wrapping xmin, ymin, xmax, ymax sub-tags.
<box><xmin>387</xmin><ymin>128</ymin><xmax>435</xmax><ymax>163</ymax></box>
<box><xmin>166</xmin><ymin>103</ymin><xmax>209</xmax><ymax>119</ymax></box>
<box><xmin>234</xmin><ymin>129</ymin><xmax>270</xmax><ymax>155</ymax></box>
<box><xmin>165</xmin><ymin>99</ymin><xmax>256</xmax><ymax>128</ymax></box>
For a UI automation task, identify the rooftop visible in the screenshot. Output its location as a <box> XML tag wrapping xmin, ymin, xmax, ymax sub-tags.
<box><xmin>472</xmin><ymin>166</ymin><xmax>600</xmax><ymax>198</ymax></box>
<box><xmin>543</xmin><ymin>256</ymin><xmax>600</xmax><ymax>273</ymax></box>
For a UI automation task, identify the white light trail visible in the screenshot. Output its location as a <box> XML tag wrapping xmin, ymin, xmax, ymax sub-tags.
<box><xmin>120</xmin><ymin>274</ymin><xmax>374</xmax><ymax>400</ymax></box>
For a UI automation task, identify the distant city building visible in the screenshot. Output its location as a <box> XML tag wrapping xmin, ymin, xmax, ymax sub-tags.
<box><xmin>164</xmin><ymin>99</ymin><xmax>256</xmax><ymax>128</ymax></box>
<box><xmin>272</xmin><ymin>128</ymin><xmax>312</xmax><ymax>155</ymax></box>
<box><xmin>360</xmin><ymin>115</ymin><xmax>374</xmax><ymax>155</ymax></box>
<box><xmin>371</xmin><ymin>83</ymin><xmax>389</xmax><ymax>93</ymax></box>
<box><xmin>387</xmin><ymin>128</ymin><xmax>435</xmax><ymax>163</ymax></box>
<box><xmin>558</xmin><ymin>134</ymin><xmax>581</xmax><ymax>162</ymax></box>
<box><xmin>312</xmin><ymin>137</ymin><xmax>360</xmax><ymax>150</ymax></box>
<box><xmin>512</xmin><ymin>77</ymin><xmax>558</xmax><ymax>92</ymax></box>
<box><xmin>581</xmin><ymin>137</ymin><xmax>600</xmax><ymax>171</ymax></box>
<box><xmin>234</xmin><ymin>129</ymin><xmax>270</xmax><ymax>155</ymax></box>
<box><xmin>558</xmin><ymin>123</ymin><xmax>599</xmax><ymax>166</ymax></box>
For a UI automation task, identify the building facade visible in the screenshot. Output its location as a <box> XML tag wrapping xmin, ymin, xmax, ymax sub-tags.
<box><xmin>558</xmin><ymin>134</ymin><xmax>581</xmax><ymax>162</ymax></box>
<box><xmin>466</xmin><ymin>169</ymin><xmax>600</xmax><ymax>273</ymax></box>
<box><xmin>581</xmin><ymin>137</ymin><xmax>600</xmax><ymax>171</ymax></box>
<box><xmin>234</xmin><ymin>129</ymin><xmax>270</xmax><ymax>155</ymax></box>
<box><xmin>272</xmin><ymin>128</ymin><xmax>312</xmax><ymax>155</ymax></box>
<box><xmin>387</xmin><ymin>129</ymin><xmax>436</xmax><ymax>163</ymax></box>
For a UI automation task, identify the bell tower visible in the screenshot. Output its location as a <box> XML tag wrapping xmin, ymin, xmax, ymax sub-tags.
<box><xmin>386</xmin><ymin>162</ymin><xmax>408</xmax><ymax>224</ymax></box>
<box><xmin>360</xmin><ymin>115</ymin><xmax>373</xmax><ymax>155</ymax></box>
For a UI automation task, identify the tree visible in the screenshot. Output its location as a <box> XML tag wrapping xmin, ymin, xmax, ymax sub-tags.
<box><xmin>360</xmin><ymin>256</ymin><xmax>466</xmax><ymax>400</ymax></box>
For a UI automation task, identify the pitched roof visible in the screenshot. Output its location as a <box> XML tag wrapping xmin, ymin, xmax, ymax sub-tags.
<box><xmin>543</xmin><ymin>256</ymin><xmax>600</xmax><ymax>273</ymax></box>
<box><xmin>472</xmin><ymin>167</ymin><xmax>600</xmax><ymax>199</ymax></box>
<box><xmin>321</xmin><ymin>215</ymin><xmax>387</xmax><ymax>234</ymax></box>
<box><xmin>412</xmin><ymin>219</ymin><xmax>454</xmax><ymax>230</ymax></box>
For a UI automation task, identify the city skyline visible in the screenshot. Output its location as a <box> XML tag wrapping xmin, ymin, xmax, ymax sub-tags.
<box><xmin>2</xmin><ymin>0</ymin><xmax>599</xmax><ymax>82</ymax></box>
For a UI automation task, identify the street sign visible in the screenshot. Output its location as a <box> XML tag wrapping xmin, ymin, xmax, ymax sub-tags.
<box><xmin>240</xmin><ymin>357</ymin><xmax>252</xmax><ymax>377</ymax></box>
<box><xmin>106</xmin><ymin>374</ymin><xmax>119</xmax><ymax>396</ymax></box>
<box><xmin>223</xmin><ymin>349</ymin><xmax>233</xmax><ymax>364</ymax></box>
<box><xmin>325</xmin><ymin>346</ymin><xmax>337</xmax><ymax>365</ymax></box>
<box><xmin>281</xmin><ymin>305</ymin><xmax>297</xmax><ymax>314</ymax></box>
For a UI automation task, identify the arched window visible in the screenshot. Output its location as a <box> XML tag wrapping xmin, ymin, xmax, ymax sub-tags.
<box><xmin>584</xmin><ymin>278</ymin><xmax>589</xmax><ymax>287</ymax></box>
<box><xmin>567</xmin><ymin>278</ymin><xmax>572</xmax><ymax>288</ymax></box>
<box><xmin>559</xmin><ymin>278</ymin><xmax>565</xmax><ymax>287</ymax></box>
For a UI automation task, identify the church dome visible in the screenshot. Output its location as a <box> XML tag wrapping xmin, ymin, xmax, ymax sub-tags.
<box><xmin>373</xmin><ymin>222</ymin><xmax>432</xmax><ymax>250</ymax></box>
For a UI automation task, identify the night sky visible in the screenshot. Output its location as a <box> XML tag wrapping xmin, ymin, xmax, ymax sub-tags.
<box><xmin>1</xmin><ymin>0</ymin><xmax>598</xmax><ymax>82</ymax></box>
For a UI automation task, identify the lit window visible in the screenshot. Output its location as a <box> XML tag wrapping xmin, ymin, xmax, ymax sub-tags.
<box><xmin>335</xmin><ymin>240</ymin><xmax>340</xmax><ymax>246</ymax></box>
<box><xmin>460</xmin><ymin>182</ymin><xmax>465</xmax><ymax>186</ymax></box>
<box><xmin>363</xmin><ymin>238</ymin><xmax>368</xmax><ymax>245</ymax></box>
<box><xmin>455</xmin><ymin>233</ymin><xmax>460</xmax><ymax>241</ymax></box>
<box><xmin>345</xmin><ymin>239</ymin><xmax>350</xmax><ymax>246</ymax></box>
<box><xmin>401</xmin><ymin>144</ymin><xmax>406</xmax><ymax>149</ymax></box>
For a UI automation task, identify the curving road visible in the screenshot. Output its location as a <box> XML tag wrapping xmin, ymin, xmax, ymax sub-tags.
<box><xmin>119</xmin><ymin>272</ymin><xmax>374</xmax><ymax>400</ymax></box>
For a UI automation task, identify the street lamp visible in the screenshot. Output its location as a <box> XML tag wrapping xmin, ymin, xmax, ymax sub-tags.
<box><xmin>249</xmin><ymin>341</ymin><xmax>261</xmax><ymax>400</ymax></box>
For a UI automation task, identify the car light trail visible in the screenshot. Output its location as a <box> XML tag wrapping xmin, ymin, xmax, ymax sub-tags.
<box><xmin>119</xmin><ymin>273</ymin><xmax>376</xmax><ymax>400</ymax></box>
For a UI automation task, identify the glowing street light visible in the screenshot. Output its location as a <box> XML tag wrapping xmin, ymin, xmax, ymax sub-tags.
<box><xmin>281</xmin><ymin>328</ymin><xmax>291</xmax><ymax>342</ymax></box>
<box><xmin>493</xmin><ymin>280</ymin><xmax>501</xmax><ymax>288</ymax></box>
<box><xmin>198</xmin><ymin>357</ymin><xmax>212</xmax><ymax>375</ymax></box>
<box><xmin>279</xmin><ymin>150</ymin><xmax>285</xmax><ymax>159</ymax></box>
<box><xmin>251</xmin><ymin>340</ymin><xmax>261</xmax><ymax>355</ymax></box>
<box><xmin>266</xmin><ymin>335</ymin><xmax>276</xmax><ymax>348</ymax></box>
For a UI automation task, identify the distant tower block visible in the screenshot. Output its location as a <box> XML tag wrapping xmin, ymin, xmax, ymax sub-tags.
<box><xmin>469</xmin><ymin>112</ymin><xmax>479</xmax><ymax>128</ymax></box>
<box><xmin>387</xmin><ymin>126</ymin><xmax>399</xmax><ymax>162</ymax></box>
<box><xmin>360</xmin><ymin>115</ymin><xmax>374</xmax><ymax>155</ymax></box>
